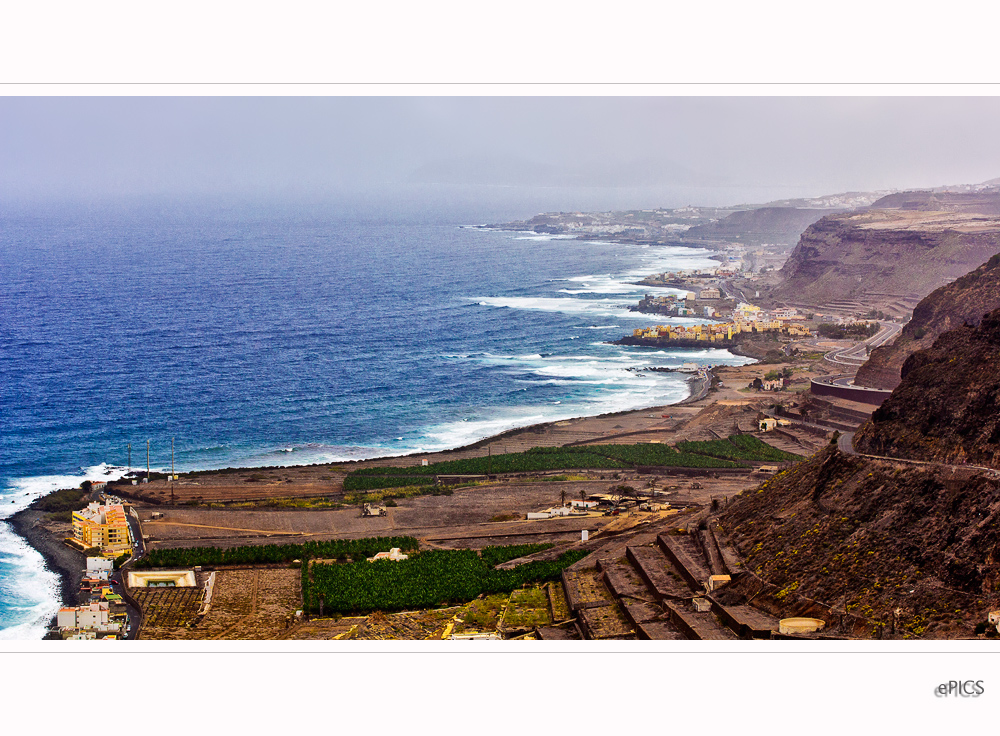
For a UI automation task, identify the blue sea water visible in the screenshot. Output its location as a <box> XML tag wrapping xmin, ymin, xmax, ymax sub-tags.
<box><xmin>0</xmin><ymin>191</ymin><xmax>755</xmax><ymax>638</ymax></box>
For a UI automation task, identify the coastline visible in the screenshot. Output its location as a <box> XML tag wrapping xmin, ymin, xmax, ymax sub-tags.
<box><xmin>5</xmin><ymin>509</ymin><xmax>85</xmax><ymax>639</ymax></box>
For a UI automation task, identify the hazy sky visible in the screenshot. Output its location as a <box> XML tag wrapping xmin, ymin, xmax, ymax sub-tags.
<box><xmin>2</xmin><ymin>97</ymin><xmax>1000</xmax><ymax>205</ymax></box>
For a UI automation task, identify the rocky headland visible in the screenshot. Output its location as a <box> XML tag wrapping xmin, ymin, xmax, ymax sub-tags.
<box><xmin>768</xmin><ymin>190</ymin><xmax>1000</xmax><ymax>313</ymax></box>
<box><xmin>721</xmin><ymin>280</ymin><xmax>1000</xmax><ymax>638</ymax></box>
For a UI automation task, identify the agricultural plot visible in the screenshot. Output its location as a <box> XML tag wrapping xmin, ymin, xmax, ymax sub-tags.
<box><xmin>547</xmin><ymin>582</ymin><xmax>572</xmax><ymax>622</ymax></box>
<box><xmin>344</xmin><ymin>444</ymin><xmax>741</xmax><ymax>491</ymax></box>
<box><xmin>349</xmin><ymin>609</ymin><xmax>460</xmax><ymax>640</ymax></box>
<box><xmin>676</xmin><ymin>434</ymin><xmax>802</xmax><ymax>463</ymax></box>
<box><xmin>502</xmin><ymin>587</ymin><xmax>552</xmax><ymax>631</ymax></box>
<box><xmin>579</xmin><ymin>601</ymin><xmax>635</xmax><ymax>639</ymax></box>
<box><xmin>132</xmin><ymin>588</ymin><xmax>202</xmax><ymax>632</ymax></box>
<box><xmin>480</xmin><ymin>543</ymin><xmax>553</xmax><ymax>566</ymax></box>
<box><xmin>304</xmin><ymin>547</ymin><xmax>589</xmax><ymax>615</ymax></box>
<box><xmin>454</xmin><ymin>594</ymin><xmax>509</xmax><ymax>635</ymax></box>
<box><xmin>136</xmin><ymin>569</ymin><xmax>302</xmax><ymax>640</ymax></box>
<box><xmin>135</xmin><ymin>536</ymin><xmax>419</xmax><ymax>569</ymax></box>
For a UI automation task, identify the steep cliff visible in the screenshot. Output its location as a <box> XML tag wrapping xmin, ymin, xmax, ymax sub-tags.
<box><xmin>854</xmin><ymin>253</ymin><xmax>1000</xmax><ymax>389</ymax></box>
<box><xmin>853</xmin><ymin>306</ymin><xmax>1000</xmax><ymax>469</ymax></box>
<box><xmin>720</xmin><ymin>448</ymin><xmax>1000</xmax><ymax>638</ymax></box>
<box><xmin>770</xmin><ymin>209</ymin><xmax>1000</xmax><ymax>307</ymax></box>
<box><xmin>720</xmin><ymin>297</ymin><xmax>1000</xmax><ymax>638</ymax></box>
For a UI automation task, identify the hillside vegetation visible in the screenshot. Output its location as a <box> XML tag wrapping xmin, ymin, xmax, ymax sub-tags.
<box><xmin>720</xmin><ymin>448</ymin><xmax>1000</xmax><ymax>638</ymax></box>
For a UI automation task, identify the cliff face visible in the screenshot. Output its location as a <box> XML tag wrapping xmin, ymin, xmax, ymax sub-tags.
<box><xmin>770</xmin><ymin>209</ymin><xmax>1000</xmax><ymax>308</ymax></box>
<box><xmin>684</xmin><ymin>207</ymin><xmax>834</xmax><ymax>245</ymax></box>
<box><xmin>720</xmin><ymin>448</ymin><xmax>1000</xmax><ymax>638</ymax></box>
<box><xmin>853</xmin><ymin>306</ymin><xmax>1000</xmax><ymax>469</ymax></box>
<box><xmin>721</xmin><ymin>294</ymin><xmax>1000</xmax><ymax>638</ymax></box>
<box><xmin>854</xmin><ymin>253</ymin><xmax>1000</xmax><ymax>389</ymax></box>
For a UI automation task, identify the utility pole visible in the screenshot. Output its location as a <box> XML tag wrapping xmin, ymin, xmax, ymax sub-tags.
<box><xmin>171</xmin><ymin>437</ymin><xmax>175</xmax><ymax>478</ymax></box>
<box><xmin>147</xmin><ymin>439</ymin><xmax>150</xmax><ymax>481</ymax></box>
<box><xmin>127</xmin><ymin>443</ymin><xmax>131</xmax><ymax>474</ymax></box>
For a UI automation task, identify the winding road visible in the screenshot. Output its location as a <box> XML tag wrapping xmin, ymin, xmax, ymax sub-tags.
<box><xmin>820</xmin><ymin>321</ymin><xmax>903</xmax><ymax>366</ymax></box>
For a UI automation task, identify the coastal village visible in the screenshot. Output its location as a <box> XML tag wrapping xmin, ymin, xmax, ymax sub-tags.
<box><xmin>55</xmin><ymin>494</ymin><xmax>136</xmax><ymax>639</ymax></box>
<box><xmin>630</xmin><ymin>299</ymin><xmax>813</xmax><ymax>343</ymax></box>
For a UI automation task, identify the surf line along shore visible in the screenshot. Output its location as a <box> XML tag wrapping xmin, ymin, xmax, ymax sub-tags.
<box><xmin>5</xmin><ymin>371</ymin><xmax>711</xmax><ymax>605</ymax></box>
<box><xmin>6</xmin><ymin>352</ymin><xmax>789</xmax><ymax>641</ymax></box>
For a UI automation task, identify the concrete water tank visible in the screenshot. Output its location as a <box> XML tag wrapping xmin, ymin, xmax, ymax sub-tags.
<box><xmin>779</xmin><ymin>617</ymin><xmax>825</xmax><ymax>635</ymax></box>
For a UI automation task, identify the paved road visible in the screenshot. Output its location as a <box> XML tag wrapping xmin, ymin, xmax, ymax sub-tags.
<box><xmin>113</xmin><ymin>511</ymin><xmax>147</xmax><ymax>640</ymax></box>
<box><xmin>836</xmin><ymin>430</ymin><xmax>1000</xmax><ymax>479</ymax></box>
<box><xmin>822</xmin><ymin>321</ymin><xmax>903</xmax><ymax>366</ymax></box>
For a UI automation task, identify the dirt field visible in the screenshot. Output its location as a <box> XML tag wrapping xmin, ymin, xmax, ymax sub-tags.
<box><xmin>129</xmin><ymin>355</ymin><xmax>835</xmax><ymax>557</ymax></box>
<box><xmin>136</xmin><ymin>567</ymin><xmax>301</xmax><ymax>640</ymax></box>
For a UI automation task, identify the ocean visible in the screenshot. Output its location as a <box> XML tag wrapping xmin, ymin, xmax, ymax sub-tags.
<box><xmin>0</xmin><ymin>189</ymin><xmax>756</xmax><ymax>639</ymax></box>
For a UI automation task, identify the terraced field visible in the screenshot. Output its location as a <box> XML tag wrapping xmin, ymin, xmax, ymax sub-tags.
<box><xmin>136</xmin><ymin>568</ymin><xmax>301</xmax><ymax>640</ymax></box>
<box><xmin>132</xmin><ymin>588</ymin><xmax>203</xmax><ymax>633</ymax></box>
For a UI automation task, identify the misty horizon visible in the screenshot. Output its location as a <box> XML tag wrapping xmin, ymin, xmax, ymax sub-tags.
<box><xmin>2</xmin><ymin>97</ymin><xmax>1000</xmax><ymax>214</ymax></box>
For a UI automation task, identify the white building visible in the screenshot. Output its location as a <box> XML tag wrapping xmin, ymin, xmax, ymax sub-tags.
<box><xmin>368</xmin><ymin>548</ymin><xmax>409</xmax><ymax>562</ymax></box>
<box><xmin>87</xmin><ymin>557</ymin><xmax>114</xmax><ymax>575</ymax></box>
<box><xmin>58</xmin><ymin>602</ymin><xmax>121</xmax><ymax>634</ymax></box>
<box><xmin>527</xmin><ymin>507</ymin><xmax>573</xmax><ymax>520</ymax></box>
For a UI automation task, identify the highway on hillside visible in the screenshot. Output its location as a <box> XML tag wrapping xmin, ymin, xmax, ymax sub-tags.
<box><xmin>821</xmin><ymin>321</ymin><xmax>903</xmax><ymax>366</ymax></box>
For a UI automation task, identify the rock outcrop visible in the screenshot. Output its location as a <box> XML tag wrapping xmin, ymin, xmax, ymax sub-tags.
<box><xmin>722</xmin><ymin>288</ymin><xmax>1000</xmax><ymax>638</ymax></box>
<box><xmin>854</xmin><ymin>253</ymin><xmax>1000</xmax><ymax>389</ymax></box>
<box><xmin>853</xmin><ymin>306</ymin><xmax>1000</xmax><ymax>469</ymax></box>
<box><xmin>684</xmin><ymin>207</ymin><xmax>834</xmax><ymax>246</ymax></box>
<box><xmin>720</xmin><ymin>447</ymin><xmax>1000</xmax><ymax>638</ymax></box>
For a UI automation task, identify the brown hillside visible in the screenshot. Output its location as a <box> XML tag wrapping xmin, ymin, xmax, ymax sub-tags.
<box><xmin>770</xmin><ymin>209</ymin><xmax>1000</xmax><ymax>308</ymax></box>
<box><xmin>685</xmin><ymin>207</ymin><xmax>834</xmax><ymax>245</ymax></box>
<box><xmin>855</xmin><ymin>253</ymin><xmax>1000</xmax><ymax>389</ymax></box>
<box><xmin>853</xmin><ymin>306</ymin><xmax>1000</xmax><ymax>469</ymax></box>
<box><xmin>719</xmin><ymin>447</ymin><xmax>1000</xmax><ymax>638</ymax></box>
<box><xmin>869</xmin><ymin>188</ymin><xmax>1000</xmax><ymax>214</ymax></box>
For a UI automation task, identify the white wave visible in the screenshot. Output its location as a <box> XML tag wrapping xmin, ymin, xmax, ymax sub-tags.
<box><xmin>0</xmin><ymin>525</ymin><xmax>62</xmax><ymax>641</ymax></box>
<box><xmin>418</xmin><ymin>376</ymin><xmax>694</xmax><ymax>453</ymax></box>
<box><xmin>512</xmin><ymin>233</ymin><xmax>579</xmax><ymax>241</ymax></box>
<box><xmin>1</xmin><ymin>463</ymin><xmax>133</xmax><ymax>520</ymax></box>
<box><xmin>472</xmin><ymin>296</ymin><xmax>653</xmax><ymax>320</ymax></box>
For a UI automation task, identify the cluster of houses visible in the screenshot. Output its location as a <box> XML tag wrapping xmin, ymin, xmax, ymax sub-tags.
<box><xmin>527</xmin><ymin>495</ymin><xmax>671</xmax><ymax>520</ymax></box>
<box><xmin>57</xmin><ymin>495</ymin><xmax>135</xmax><ymax>639</ymax></box>
<box><xmin>635</xmin><ymin>289</ymin><xmax>729</xmax><ymax>318</ymax></box>
<box><xmin>57</xmin><ymin>556</ymin><xmax>129</xmax><ymax>639</ymax></box>
<box><xmin>632</xmin><ymin>302</ymin><xmax>812</xmax><ymax>343</ymax></box>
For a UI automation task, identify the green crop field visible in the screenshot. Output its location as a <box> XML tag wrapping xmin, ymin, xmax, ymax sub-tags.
<box><xmin>343</xmin><ymin>443</ymin><xmax>741</xmax><ymax>491</ymax></box>
<box><xmin>676</xmin><ymin>434</ymin><xmax>802</xmax><ymax>463</ymax></box>
<box><xmin>303</xmin><ymin>547</ymin><xmax>588</xmax><ymax>615</ymax></box>
<box><xmin>133</xmin><ymin>536</ymin><xmax>420</xmax><ymax>569</ymax></box>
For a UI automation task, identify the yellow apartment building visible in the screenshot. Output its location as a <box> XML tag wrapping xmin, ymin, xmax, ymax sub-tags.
<box><xmin>72</xmin><ymin>503</ymin><xmax>131</xmax><ymax>553</ymax></box>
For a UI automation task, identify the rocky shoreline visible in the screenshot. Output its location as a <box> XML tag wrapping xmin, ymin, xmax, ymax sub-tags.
<box><xmin>6</xmin><ymin>507</ymin><xmax>85</xmax><ymax>637</ymax></box>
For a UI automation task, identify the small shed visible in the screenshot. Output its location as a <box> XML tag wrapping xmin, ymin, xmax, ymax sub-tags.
<box><xmin>707</xmin><ymin>574</ymin><xmax>732</xmax><ymax>591</ymax></box>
